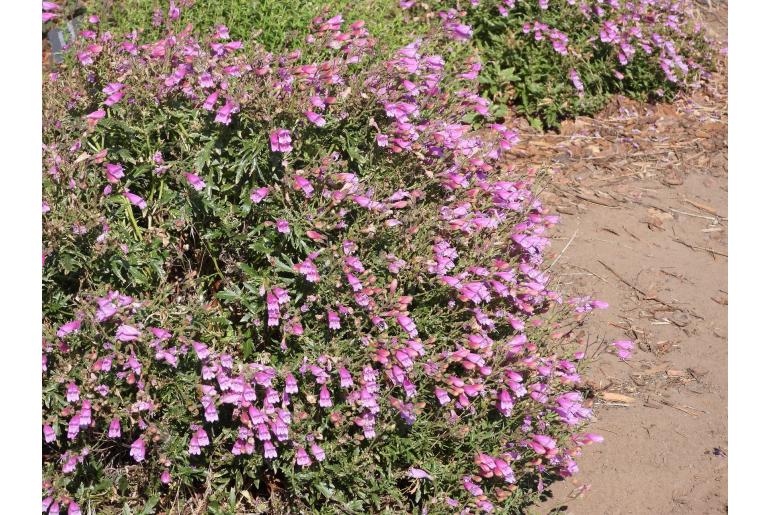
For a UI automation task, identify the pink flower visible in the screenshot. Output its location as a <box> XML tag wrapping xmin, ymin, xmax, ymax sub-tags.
<box><xmin>66</xmin><ymin>382</ymin><xmax>80</xmax><ymax>402</ymax></box>
<box><xmin>160</xmin><ymin>469</ymin><xmax>171</xmax><ymax>484</ymax></box>
<box><xmin>270</xmin><ymin>129</ymin><xmax>292</xmax><ymax>153</ymax></box>
<box><xmin>67</xmin><ymin>415</ymin><xmax>80</xmax><ymax>440</ymax></box>
<box><xmin>611</xmin><ymin>340</ymin><xmax>634</xmax><ymax>360</ymax></box>
<box><xmin>285</xmin><ymin>373</ymin><xmax>298</xmax><ymax>394</ymax></box>
<box><xmin>408</xmin><ymin>467</ymin><xmax>433</xmax><ymax>480</ymax></box>
<box><xmin>327</xmin><ymin>310</ymin><xmax>341</xmax><ymax>330</ymax></box>
<box><xmin>310</xmin><ymin>443</ymin><xmax>326</xmax><ymax>461</ymax></box>
<box><xmin>215</xmin><ymin>100</ymin><xmax>237</xmax><ymax>125</ymax></box>
<box><xmin>43</xmin><ymin>424</ymin><xmax>56</xmax><ymax>443</ymax></box>
<box><xmin>185</xmin><ymin>172</ymin><xmax>206</xmax><ymax>191</ymax></box>
<box><xmin>195</xmin><ymin>427</ymin><xmax>210</xmax><ymax>447</ymax></box>
<box><xmin>276</xmin><ymin>219</ymin><xmax>290</xmax><ymax>234</ymax></box>
<box><xmin>295</xmin><ymin>447</ymin><xmax>311</xmax><ymax>467</ymax></box>
<box><xmin>250</xmin><ymin>186</ymin><xmax>269</xmax><ymax>203</ymax></box>
<box><xmin>68</xmin><ymin>502</ymin><xmax>81</xmax><ymax>515</ymax></box>
<box><xmin>569</xmin><ymin>69</ymin><xmax>585</xmax><ymax>95</ymax></box>
<box><xmin>130</xmin><ymin>437</ymin><xmax>146</xmax><ymax>462</ymax></box>
<box><xmin>263</xmin><ymin>440</ymin><xmax>278</xmax><ymax>459</ymax></box>
<box><xmin>338</xmin><ymin>367</ymin><xmax>354</xmax><ymax>388</ymax></box>
<box><xmin>108</xmin><ymin>418</ymin><xmax>121</xmax><ymax>437</ymax></box>
<box><xmin>116</xmin><ymin>324</ymin><xmax>141</xmax><ymax>341</ymax></box>
<box><xmin>124</xmin><ymin>192</ymin><xmax>147</xmax><ymax>210</ymax></box>
<box><xmin>575</xmin><ymin>433</ymin><xmax>604</xmax><ymax>445</ymax></box>
<box><xmin>304</xmin><ymin>111</ymin><xmax>326</xmax><ymax>127</ymax></box>
<box><xmin>104</xmin><ymin>163</ymin><xmax>125</xmax><ymax>183</ymax></box>
<box><xmin>435</xmin><ymin>387</ymin><xmax>450</xmax><ymax>405</ymax></box>
<box><xmin>319</xmin><ymin>385</ymin><xmax>332</xmax><ymax>408</ymax></box>
<box><xmin>57</xmin><ymin>319</ymin><xmax>81</xmax><ymax>338</ymax></box>
<box><xmin>446</xmin><ymin>22</ymin><xmax>473</xmax><ymax>41</ymax></box>
<box><xmin>86</xmin><ymin>109</ymin><xmax>106</xmax><ymax>126</ymax></box>
<box><xmin>104</xmin><ymin>89</ymin><xmax>125</xmax><ymax>106</ymax></box>
<box><xmin>192</xmin><ymin>341</ymin><xmax>209</xmax><ymax>359</ymax></box>
<box><xmin>202</xmin><ymin>92</ymin><xmax>218</xmax><ymax>111</ymax></box>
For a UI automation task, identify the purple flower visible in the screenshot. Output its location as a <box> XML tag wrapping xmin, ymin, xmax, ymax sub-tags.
<box><xmin>160</xmin><ymin>469</ymin><xmax>171</xmax><ymax>484</ymax></box>
<box><xmin>67</xmin><ymin>415</ymin><xmax>80</xmax><ymax>440</ymax></box>
<box><xmin>263</xmin><ymin>440</ymin><xmax>278</xmax><ymax>459</ymax></box>
<box><xmin>295</xmin><ymin>447</ymin><xmax>311</xmax><ymax>467</ymax></box>
<box><xmin>104</xmin><ymin>163</ymin><xmax>124</xmax><ymax>183</ymax></box>
<box><xmin>195</xmin><ymin>427</ymin><xmax>210</xmax><ymax>447</ymax></box>
<box><xmin>270</xmin><ymin>129</ymin><xmax>292</xmax><ymax>153</ymax></box>
<box><xmin>408</xmin><ymin>467</ymin><xmax>433</xmax><ymax>480</ymax></box>
<box><xmin>116</xmin><ymin>324</ymin><xmax>141</xmax><ymax>341</ymax></box>
<box><xmin>215</xmin><ymin>100</ymin><xmax>237</xmax><ymax>125</ymax></box>
<box><xmin>57</xmin><ymin>319</ymin><xmax>81</xmax><ymax>338</ymax></box>
<box><xmin>192</xmin><ymin>341</ymin><xmax>209</xmax><ymax>359</ymax></box>
<box><xmin>446</xmin><ymin>22</ymin><xmax>473</xmax><ymax>41</ymax></box>
<box><xmin>43</xmin><ymin>424</ymin><xmax>56</xmax><ymax>443</ymax></box>
<box><xmin>276</xmin><ymin>219</ymin><xmax>290</xmax><ymax>234</ymax></box>
<box><xmin>66</xmin><ymin>382</ymin><xmax>80</xmax><ymax>402</ymax></box>
<box><xmin>304</xmin><ymin>111</ymin><xmax>326</xmax><ymax>127</ymax></box>
<box><xmin>338</xmin><ymin>366</ymin><xmax>353</xmax><ymax>388</ymax></box>
<box><xmin>285</xmin><ymin>373</ymin><xmax>298</xmax><ymax>394</ymax></box>
<box><xmin>108</xmin><ymin>418</ymin><xmax>121</xmax><ymax>437</ymax></box>
<box><xmin>250</xmin><ymin>186</ymin><xmax>269</xmax><ymax>203</ymax></box>
<box><xmin>611</xmin><ymin>340</ymin><xmax>634</xmax><ymax>360</ymax></box>
<box><xmin>68</xmin><ymin>502</ymin><xmax>81</xmax><ymax>515</ymax></box>
<box><xmin>185</xmin><ymin>172</ymin><xmax>206</xmax><ymax>191</ymax></box>
<box><xmin>202</xmin><ymin>91</ymin><xmax>218</xmax><ymax>111</ymax></box>
<box><xmin>130</xmin><ymin>437</ymin><xmax>145</xmax><ymax>462</ymax></box>
<box><xmin>319</xmin><ymin>385</ymin><xmax>332</xmax><ymax>408</ymax></box>
<box><xmin>569</xmin><ymin>69</ymin><xmax>585</xmax><ymax>95</ymax></box>
<box><xmin>124</xmin><ymin>192</ymin><xmax>147</xmax><ymax>210</ymax></box>
<box><xmin>79</xmin><ymin>400</ymin><xmax>92</xmax><ymax>426</ymax></box>
<box><xmin>310</xmin><ymin>443</ymin><xmax>326</xmax><ymax>462</ymax></box>
<box><xmin>435</xmin><ymin>387</ymin><xmax>450</xmax><ymax>405</ymax></box>
<box><xmin>104</xmin><ymin>91</ymin><xmax>125</xmax><ymax>106</ymax></box>
<box><xmin>86</xmin><ymin>109</ymin><xmax>106</xmax><ymax>125</ymax></box>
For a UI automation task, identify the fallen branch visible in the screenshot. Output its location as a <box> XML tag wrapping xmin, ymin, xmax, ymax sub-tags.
<box><xmin>596</xmin><ymin>259</ymin><xmax>704</xmax><ymax>320</ymax></box>
<box><xmin>672</xmin><ymin>237</ymin><xmax>728</xmax><ymax>258</ymax></box>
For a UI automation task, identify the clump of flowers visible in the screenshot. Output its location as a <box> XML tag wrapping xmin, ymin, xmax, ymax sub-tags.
<box><xmin>400</xmin><ymin>0</ymin><xmax>716</xmax><ymax>127</ymax></box>
<box><xmin>43</xmin><ymin>3</ymin><xmax>602</xmax><ymax>512</ymax></box>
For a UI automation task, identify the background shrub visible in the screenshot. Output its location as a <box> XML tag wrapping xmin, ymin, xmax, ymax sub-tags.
<box><xmin>48</xmin><ymin>1</ymin><xmax>715</xmax><ymax>130</ymax></box>
<box><xmin>399</xmin><ymin>0</ymin><xmax>715</xmax><ymax>128</ymax></box>
<box><xmin>41</xmin><ymin>4</ymin><xmax>605</xmax><ymax>513</ymax></box>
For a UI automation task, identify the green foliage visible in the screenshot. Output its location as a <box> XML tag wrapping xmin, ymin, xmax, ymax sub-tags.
<box><xmin>84</xmin><ymin>0</ymin><xmax>416</xmax><ymax>53</ymax></box>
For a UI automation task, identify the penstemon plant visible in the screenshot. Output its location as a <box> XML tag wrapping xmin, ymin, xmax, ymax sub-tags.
<box><xmin>42</xmin><ymin>2</ymin><xmax>606</xmax><ymax>513</ymax></box>
<box><xmin>399</xmin><ymin>0</ymin><xmax>716</xmax><ymax>128</ymax></box>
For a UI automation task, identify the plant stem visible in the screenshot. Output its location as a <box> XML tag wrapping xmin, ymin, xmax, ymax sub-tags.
<box><xmin>123</xmin><ymin>197</ymin><xmax>142</xmax><ymax>241</ymax></box>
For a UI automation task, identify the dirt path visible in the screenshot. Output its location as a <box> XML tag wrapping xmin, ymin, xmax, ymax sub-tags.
<box><xmin>511</xmin><ymin>5</ymin><xmax>728</xmax><ymax>512</ymax></box>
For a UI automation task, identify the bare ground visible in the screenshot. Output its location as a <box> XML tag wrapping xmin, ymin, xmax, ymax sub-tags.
<box><xmin>513</xmin><ymin>5</ymin><xmax>728</xmax><ymax>513</ymax></box>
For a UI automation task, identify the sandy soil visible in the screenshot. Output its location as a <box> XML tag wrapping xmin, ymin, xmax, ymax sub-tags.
<box><xmin>512</xmin><ymin>4</ymin><xmax>728</xmax><ymax>513</ymax></box>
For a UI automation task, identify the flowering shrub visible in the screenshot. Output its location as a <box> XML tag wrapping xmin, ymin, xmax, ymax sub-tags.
<box><xmin>42</xmin><ymin>4</ymin><xmax>603</xmax><ymax>512</ymax></box>
<box><xmin>400</xmin><ymin>0</ymin><xmax>715</xmax><ymax>128</ymax></box>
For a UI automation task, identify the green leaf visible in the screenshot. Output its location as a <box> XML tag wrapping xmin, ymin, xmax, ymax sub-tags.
<box><xmin>140</xmin><ymin>495</ymin><xmax>160</xmax><ymax>515</ymax></box>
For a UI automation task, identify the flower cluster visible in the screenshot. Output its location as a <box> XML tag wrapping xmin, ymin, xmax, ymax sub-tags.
<box><xmin>42</xmin><ymin>3</ymin><xmax>604</xmax><ymax>512</ymax></box>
